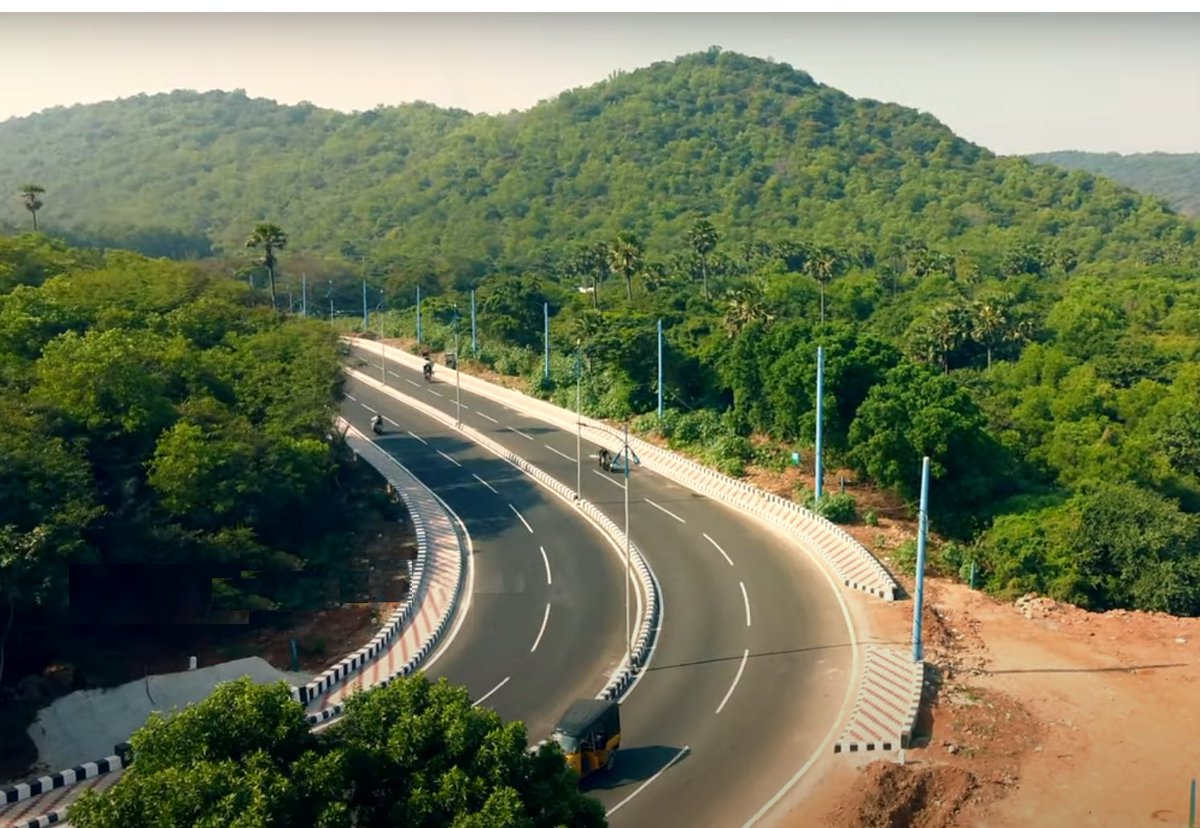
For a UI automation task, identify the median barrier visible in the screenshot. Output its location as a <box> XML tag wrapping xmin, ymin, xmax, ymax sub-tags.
<box><xmin>343</xmin><ymin>366</ymin><xmax>660</xmax><ymax>707</ymax></box>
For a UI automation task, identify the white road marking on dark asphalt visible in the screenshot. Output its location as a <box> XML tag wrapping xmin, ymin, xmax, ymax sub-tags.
<box><xmin>429</xmin><ymin>389</ymin><xmax>444</xmax><ymax>398</ymax></box>
<box><xmin>703</xmin><ymin>533</ymin><xmax>735</xmax><ymax>566</ymax></box>
<box><xmin>644</xmin><ymin>497</ymin><xmax>685</xmax><ymax>523</ymax></box>
<box><xmin>406</xmin><ymin>378</ymin><xmax>420</xmax><ymax>388</ymax></box>
<box><xmin>437</xmin><ymin>450</ymin><xmax>461</xmax><ymax>467</ymax></box>
<box><xmin>544</xmin><ymin>444</ymin><xmax>574</xmax><ymax>461</ymax></box>
<box><xmin>361</xmin><ymin>403</ymin><xmax>377</xmax><ymax>414</ymax></box>
<box><xmin>715</xmin><ymin>649</ymin><xmax>750</xmax><ymax>714</ymax></box>
<box><xmin>740</xmin><ymin>581</ymin><xmax>752</xmax><ymax>627</ymax></box>
<box><xmin>509</xmin><ymin>504</ymin><xmax>533</xmax><ymax>533</ymax></box>
<box><xmin>605</xmin><ymin>745</ymin><xmax>691</xmax><ymax>817</ymax></box>
<box><xmin>477</xmin><ymin>411</ymin><xmax>499</xmax><ymax>423</ymax></box>
<box><xmin>384</xmin><ymin>415</ymin><xmax>399</xmax><ymax>427</ymax></box>
<box><xmin>592</xmin><ymin>470</ymin><xmax>625</xmax><ymax>489</ymax></box>
<box><xmin>472</xmin><ymin>676</ymin><xmax>510</xmax><ymax>708</ymax></box>
<box><xmin>530</xmin><ymin>603</ymin><xmax>551</xmax><ymax>653</ymax></box>
<box><xmin>539</xmin><ymin>545</ymin><xmax>552</xmax><ymax>585</ymax></box>
<box><xmin>345</xmin><ymin>394</ymin><xmax>358</xmax><ymax>402</ymax></box>
<box><xmin>388</xmin><ymin>370</ymin><xmax>403</xmax><ymax>378</ymax></box>
<box><xmin>406</xmin><ymin>431</ymin><xmax>427</xmax><ymax>445</ymax></box>
<box><xmin>504</xmin><ymin>425</ymin><xmax>534</xmax><ymax>441</ymax></box>
<box><xmin>473</xmin><ymin>473</ymin><xmax>499</xmax><ymax>494</ymax></box>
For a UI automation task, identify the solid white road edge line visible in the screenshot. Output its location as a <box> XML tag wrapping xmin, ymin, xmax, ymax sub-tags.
<box><xmin>592</xmin><ymin>469</ymin><xmax>625</xmax><ymax>489</ymax></box>
<box><xmin>738</xmin><ymin>537</ymin><xmax>860</xmax><ymax>827</ymax></box>
<box><xmin>472</xmin><ymin>473</ymin><xmax>499</xmax><ymax>494</ymax></box>
<box><xmin>530</xmin><ymin>603</ymin><xmax>551</xmax><ymax>653</ymax></box>
<box><xmin>740</xmin><ymin>581</ymin><xmax>752</xmax><ymax>627</ymax></box>
<box><xmin>406</xmin><ymin>431</ymin><xmax>427</xmax><ymax>445</ymax></box>
<box><xmin>539</xmin><ymin>545</ymin><xmax>552</xmax><ymax>585</ymax></box>
<box><xmin>477</xmin><ymin>411</ymin><xmax>499</xmax><ymax>424</ymax></box>
<box><xmin>472</xmin><ymin>676</ymin><xmax>510</xmax><ymax>708</ymax></box>
<box><xmin>644</xmin><ymin>497</ymin><xmax>686</xmax><ymax>523</ymax></box>
<box><xmin>436</xmin><ymin>449</ymin><xmax>462</xmax><ymax>467</ymax></box>
<box><xmin>715</xmin><ymin>649</ymin><xmax>750</xmax><ymax>715</ymax></box>
<box><xmin>605</xmin><ymin>744</ymin><xmax>690</xmax><ymax>817</ymax></box>
<box><xmin>544</xmin><ymin>443</ymin><xmax>574</xmax><ymax>461</ymax></box>
<box><xmin>509</xmin><ymin>503</ymin><xmax>534</xmax><ymax>533</ymax></box>
<box><xmin>702</xmin><ymin>532</ymin><xmax>735</xmax><ymax>566</ymax></box>
<box><xmin>505</xmin><ymin>424</ymin><xmax>535</xmax><ymax>441</ymax></box>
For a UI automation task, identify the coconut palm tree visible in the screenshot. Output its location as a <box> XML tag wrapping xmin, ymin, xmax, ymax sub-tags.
<box><xmin>19</xmin><ymin>184</ymin><xmax>45</xmax><ymax>232</ymax></box>
<box><xmin>245</xmin><ymin>223</ymin><xmax>288</xmax><ymax>311</ymax></box>
<box><xmin>685</xmin><ymin>217</ymin><xmax>718</xmax><ymax>300</ymax></box>
<box><xmin>608</xmin><ymin>232</ymin><xmax>644</xmax><ymax>301</ymax></box>
<box><xmin>804</xmin><ymin>245</ymin><xmax>844</xmax><ymax>323</ymax></box>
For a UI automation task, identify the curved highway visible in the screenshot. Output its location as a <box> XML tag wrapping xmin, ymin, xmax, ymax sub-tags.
<box><xmin>348</xmin><ymin>343</ymin><xmax>857</xmax><ymax>827</ymax></box>
<box><xmin>340</xmin><ymin>389</ymin><xmax>629</xmax><ymax>742</ymax></box>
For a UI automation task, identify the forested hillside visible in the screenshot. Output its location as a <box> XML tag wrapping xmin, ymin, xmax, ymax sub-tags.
<box><xmin>1</xmin><ymin>48</ymin><xmax>1195</xmax><ymax>284</ymax></box>
<box><xmin>1028</xmin><ymin>151</ymin><xmax>1200</xmax><ymax>217</ymax></box>
<box><xmin>2</xmin><ymin>48</ymin><xmax>1199</xmax><ymax>620</ymax></box>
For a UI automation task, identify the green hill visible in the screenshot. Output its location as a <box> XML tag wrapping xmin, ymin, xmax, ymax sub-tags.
<box><xmin>1</xmin><ymin>48</ymin><xmax>1195</xmax><ymax>280</ymax></box>
<box><xmin>1027</xmin><ymin>150</ymin><xmax>1200</xmax><ymax>218</ymax></box>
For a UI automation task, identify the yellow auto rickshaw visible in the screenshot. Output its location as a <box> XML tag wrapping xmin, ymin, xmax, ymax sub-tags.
<box><xmin>551</xmin><ymin>699</ymin><xmax>620</xmax><ymax>779</ymax></box>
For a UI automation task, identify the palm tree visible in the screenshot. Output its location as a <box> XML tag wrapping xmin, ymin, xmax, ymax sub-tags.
<box><xmin>971</xmin><ymin>298</ymin><xmax>1009</xmax><ymax>370</ymax></box>
<box><xmin>590</xmin><ymin>241</ymin><xmax>610</xmax><ymax>309</ymax></box>
<box><xmin>722</xmin><ymin>280</ymin><xmax>774</xmax><ymax>338</ymax></box>
<box><xmin>685</xmin><ymin>217</ymin><xmax>718</xmax><ymax>300</ymax></box>
<box><xmin>245</xmin><ymin>223</ymin><xmax>288</xmax><ymax>311</ymax></box>
<box><xmin>19</xmin><ymin>184</ymin><xmax>45</xmax><ymax>232</ymax></box>
<box><xmin>804</xmin><ymin>245</ymin><xmax>844</xmax><ymax>323</ymax></box>
<box><xmin>609</xmin><ymin>232</ymin><xmax>644</xmax><ymax>301</ymax></box>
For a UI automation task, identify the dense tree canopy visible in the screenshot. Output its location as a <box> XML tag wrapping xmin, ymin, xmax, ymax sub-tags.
<box><xmin>1027</xmin><ymin>151</ymin><xmax>1200</xmax><ymax>218</ymax></box>
<box><xmin>69</xmin><ymin>675</ymin><xmax>607</xmax><ymax>828</ymax></box>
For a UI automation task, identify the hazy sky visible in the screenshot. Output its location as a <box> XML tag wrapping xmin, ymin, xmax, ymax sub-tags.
<box><xmin>1</xmin><ymin>13</ymin><xmax>1197</xmax><ymax>155</ymax></box>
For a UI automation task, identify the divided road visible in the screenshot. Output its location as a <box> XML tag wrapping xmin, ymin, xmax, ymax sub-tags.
<box><xmin>346</xmin><ymin>344</ymin><xmax>858</xmax><ymax>827</ymax></box>
<box><xmin>339</xmin><ymin>398</ymin><xmax>628</xmax><ymax>744</ymax></box>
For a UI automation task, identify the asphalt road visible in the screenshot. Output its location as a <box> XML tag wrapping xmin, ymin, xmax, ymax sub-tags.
<box><xmin>340</xmin><ymin>382</ymin><xmax>628</xmax><ymax>745</ymax></box>
<box><xmin>347</xmin><ymin>344</ymin><xmax>858</xmax><ymax>828</ymax></box>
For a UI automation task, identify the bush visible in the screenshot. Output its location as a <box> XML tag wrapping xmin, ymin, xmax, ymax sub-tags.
<box><xmin>806</xmin><ymin>491</ymin><xmax>858</xmax><ymax>524</ymax></box>
<box><xmin>751</xmin><ymin>441</ymin><xmax>792</xmax><ymax>471</ymax></box>
<box><xmin>631</xmin><ymin>411</ymin><xmax>663</xmax><ymax>436</ymax></box>
<box><xmin>669</xmin><ymin>409</ymin><xmax>723</xmax><ymax>447</ymax></box>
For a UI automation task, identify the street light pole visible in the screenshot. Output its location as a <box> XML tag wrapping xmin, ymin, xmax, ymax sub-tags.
<box><xmin>543</xmin><ymin>301</ymin><xmax>550</xmax><ymax>380</ymax></box>
<box><xmin>575</xmin><ymin>341</ymin><xmax>582</xmax><ymax>501</ymax></box>
<box><xmin>416</xmin><ymin>285</ymin><xmax>422</xmax><ymax>344</ymax></box>
<box><xmin>471</xmin><ymin>288</ymin><xmax>477</xmax><ymax>355</ymax></box>
<box><xmin>454</xmin><ymin>309</ymin><xmax>462</xmax><ymax>428</ymax></box>
<box><xmin>815</xmin><ymin>345</ymin><xmax>825</xmax><ymax>502</ymax></box>
<box><xmin>657</xmin><ymin>318</ymin><xmax>664</xmax><ymax>418</ymax></box>
<box><xmin>623</xmin><ymin>420</ymin><xmax>632</xmax><ymax>666</ymax></box>
<box><xmin>912</xmin><ymin>455</ymin><xmax>931</xmax><ymax>662</ymax></box>
<box><xmin>301</xmin><ymin>273</ymin><xmax>307</xmax><ymax>318</ymax></box>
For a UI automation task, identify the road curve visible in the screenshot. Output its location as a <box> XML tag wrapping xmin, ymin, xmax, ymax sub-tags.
<box><xmin>341</xmin><ymin>383</ymin><xmax>628</xmax><ymax>743</ymax></box>
<box><xmin>349</xmin><ymin>344</ymin><xmax>857</xmax><ymax>827</ymax></box>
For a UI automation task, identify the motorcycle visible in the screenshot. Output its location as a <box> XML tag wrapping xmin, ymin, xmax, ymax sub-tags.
<box><xmin>423</xmin><ymin>362</ymin><xmax>434</xmax><ymax>381</ymax></box>
<box><xmin>371</xmin><ymin>416</ymin><xmax>384</xmax><ymax>435</ymax></box>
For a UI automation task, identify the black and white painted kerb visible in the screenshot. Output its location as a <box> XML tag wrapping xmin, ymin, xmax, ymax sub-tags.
<box><xmin>0</xmin><ymin>756</ymin><xmax>123</xmax><ymax>808</ymax></box>
<box><xmin>832</xmin><ymin>646</ymin><xmax>925</xmax><ymax>755</ymax></box>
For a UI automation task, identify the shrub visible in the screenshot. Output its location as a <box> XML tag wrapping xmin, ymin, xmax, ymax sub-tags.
<box><xmin>806</xmin><ymin>491</ymin><xmax>858</xmax><ymax>524</ymax></box>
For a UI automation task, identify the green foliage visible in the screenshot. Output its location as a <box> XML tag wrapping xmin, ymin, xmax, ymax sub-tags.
<box><xmin>1027</xmin><ymin>151</ymin><xmax>1200</xmax><ymax>218</ymax></box>
<box><xmin>70</xmin><ymin>675</ymin><xmax>607</xmax><ymax>828</ymax></box>
<box><xmin>806</xmin><ymin>492</ymin><xmax>858</xmax><ymax>524</ymax></box>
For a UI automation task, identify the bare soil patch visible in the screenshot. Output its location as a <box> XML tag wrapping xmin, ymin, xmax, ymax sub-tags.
<box><xmin>800</xmin><ymin>577</ymin><xmax>1200</xmax><ymax>827</ymax></box>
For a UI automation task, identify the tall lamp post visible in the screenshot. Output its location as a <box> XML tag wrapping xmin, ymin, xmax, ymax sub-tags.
<box><xmin>454</xmin><ymin>307</ymin><xmax>463</xmax><ymax>427</ymax></box>
<box><xmin>912</xmin><ymin>456</ymin><xmax>931</xmax><ymax>662</ymax></box>
<box><xmin>378</xmin><ymin>287</ymin><xmax>386</xmax><ymax>386</ymax></box>
<box><xmin>623</xmin><ymin>420</ymin><xmax>632</xmax><ymax>666</ymax></box>
<box><xmin>815</xmin><ymin>345</ymin><xmax>825</xmax><ymax>501</ymax></box>
<box><xmin>575</xmin><ymin>339</ymin><xmax>583</xmax><ymax>501</ymax></box>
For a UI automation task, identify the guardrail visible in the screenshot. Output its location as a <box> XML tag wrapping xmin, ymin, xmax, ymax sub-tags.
<box><xmin>350</xmin><ymin>337</ymin><xmax>898</xmax><ymax>601</ymax></box>
<box><xmin>344</xmin><ymin>366</ymin><xmax>660</xmax><ymax>704</ymax></box>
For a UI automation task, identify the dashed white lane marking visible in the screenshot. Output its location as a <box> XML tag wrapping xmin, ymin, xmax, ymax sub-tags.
<box><xmin>406</xmin><ymin>378</ymin><xmax>420</xmax><ymax>387</ymax></box>
<box><xmin>383</xmin><ymin>415</ymin><xmax>399</xmax><ymax>427</ymax></box>
<box><xmin>530</xmin><ymin>603</ymin><xmax>551</xmax><ymax>653</ymax></box>
<box><xmin>715</xmin><ymin>649</ymin><xmax>750</xmax><ymax>715</ymax></box>
<box><xmin>605</xmin><ymin>745</ymin><xmax>691</xmax><ymax>817</ymax></box>
<box><xmin>388</xmin><ymin>369</ymin><xmax>403</xmax><ymax>378</ymax></box>
<box><xmin>504</xmin><ymin>425</ymin><xmax>534</xmax><ymax>441</ymax></box>
<box><xmin>592</xmin><ymin>469</ymin><xmax>625</xmax><ymax>489</ymax></box>
<box><xmin>436</xmin><ymin>449</ymin><xmax>461</xmax><ymax>467</ymax></box>
<box><xmin>472</xmin><ymin>676</ymin><xmax>510</xmax><ymax>708</ymax></box>
<box><xmin>473</xmin><ymin>473</ymin><xmax>499</xmax><ymax>494</ymax></box>
<box><xmin>644</xmin><ymin>497</ymin><xmax>685</xmax><ymax>523</ymax></box>
<box><xmin>703</xmin><ymin>532</ymin><xmax>735</xmax><ymax>566</ymax></box>
<box><xmin>361</xmin><ymin>403</ymin><xmax>377</xmax><ymax>414</ymax></box>
<box><xmin>406</xmin><ymin>431</ymin><xmax>427</xmax><ymax>445</ymax></box>
<box><xmin>509</xmin><ymin>504</ymin><xmax>533</xmax><ymax>533</ymax></box>
<box><xmin>429</xmin><ymin>389</ymin><xmax>444</xmax><ymax>398</ymax></box>
<box><xmin>477</xmin><ymin>411</ymin><xmax>499</xmax><ymax>424</ymax></box>
<box><xmin>740</xmin><ymin>581</ymin><xmax>752</xmax><ymax>627</ymax></box>
<box><xmin>539</xmin><ymin>545</ymin><xmax>552</xmax><ymax>585</ymax></box>
<box><xmin>345</xmin><ymin>393</ymin><xmax>358</xmax><ymax>402</ymax></box>
<box><xmin>544</xmin><ymin>443</ymin><xmax>574</xmax><ymax>461</ymax></box>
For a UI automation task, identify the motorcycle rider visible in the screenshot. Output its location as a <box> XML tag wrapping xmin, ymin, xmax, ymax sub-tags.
<box><xmin>423</xmin><ymin>358</ymin><xmax>434</xmax><ymax>380</ymax></box>
<box><xmin>371</xmin><ymin>414</ymin><xmax>384</xmax><ymax>434</ymax></box>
